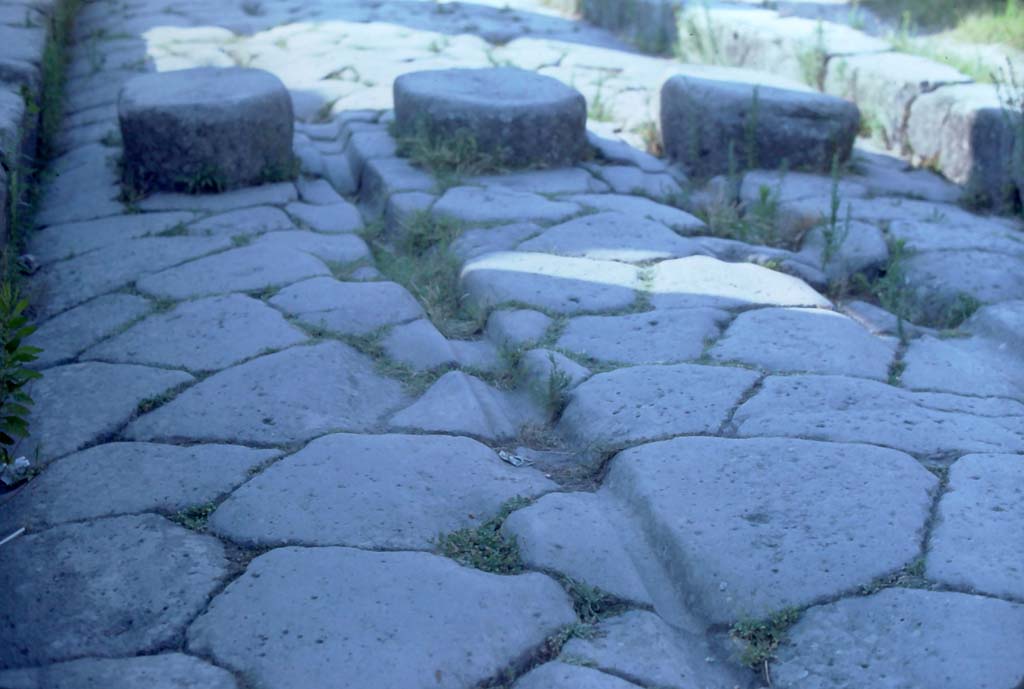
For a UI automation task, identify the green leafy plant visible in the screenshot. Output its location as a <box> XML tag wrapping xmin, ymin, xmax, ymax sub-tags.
<box><xmin>731</xmin><ymin>607</ymin><xmax>801</xmax><ymax>670</ymax></box>
<box><xmin>392</xmin><ymin>118</ymin><xmax>504</xmax><ymax>188</ymax></box>
<box><xmin>436</xmin><ymin>496</ymin><xmax>532</xmax><ymax>574</ymax></box>
<box><xmin>0</xmin><ymin>284</ymin><xmax>42</xmax><ymax>466</ymax></box>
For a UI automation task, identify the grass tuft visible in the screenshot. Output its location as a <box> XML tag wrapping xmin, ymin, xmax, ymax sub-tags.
<box><xmin>435</xmin><ymin>496</ymin><xmax>532</xmax><ymax>574</ymax></box>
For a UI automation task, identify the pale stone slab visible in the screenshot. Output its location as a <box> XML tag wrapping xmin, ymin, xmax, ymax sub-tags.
<box><xmin>29</xmin><ymin>211</ymin><xmax>196</xmax><ymax>265</ymax></box>
<box><xmin>451</xmin><ymin>222</ymin><xmax>541</xmax><ymax>261</ymax></box>
<box><xmin>269</xmin><ymin>277</ymin><xmax>424</xmax><ymax>335</ymax></box>
<box><xmin>467</xmin><ymin>168</ymin><xmax>607</xmax><ymax>195</ymax></box>
<box><xmin>902</xmin><ymin>335</ymin><xmax>1024</xmax><ymax>401</ymax></box>
<box><xmin>0</xmin><ymin>654</ymin><xmax>238</xmax><ymax>689</ymax></box>
<box><xmin>381</xmin><ymin>319</ymin><xmax>457</xmax><ymax>371</ymax></box>
<box><xmin>251</xmin><ymin>230</ymin><xmax>370</xmax><ymax>265</ymax></box>
<box><xmin>514</xmin><ymin>662</ymin><xmax>641</xmax><ymax>689</ymax></box>
<box><xmin>434</xmin><ymin>186</ymin><xmax>581</xmax><ymax>225</ymax></box>
<box><xmin>566</xmin><ymin>194</ymin><xmax>707</xmax><ymax>234</ymax></box>
<box><xmin>28</xmin><ymin>294</ymin><xmax>151</xmax><ymax>368</ymax></box>
<box><xmin>286</xmin><ymin>200</ymin><xmax>363</xmax><ymax>233</ymax></box>
<box><xmin>486</xmin><ymin>309</ymin><xmax>553</xmax><ymax>348</ymax></box>
<box><xmin>188</xmin><ymin>206</ymin><xmax>295</xmax><ymax>237</ymax></box>
<box><xmin>557</xmin><ymin>309</ymin><xmax>728</xmax><ymax>365</ymax></box>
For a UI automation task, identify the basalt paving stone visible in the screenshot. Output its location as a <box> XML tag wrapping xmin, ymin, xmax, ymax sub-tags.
<box><xmin>269</xmin><ymin>277</ymin><xmax>424</xmax><ymax>335</ymax></box>
<box><xmin>709</xmin><ymin>307</ymin><xmax>895</xmax><ymax>380</ymax></box>
<box><xmin>209</xmin><ymin>433</ymin><xmax>555</xmax><ymax>549</ymax></box>
<box><xmin>285</xmin><ymin>200</ymin><xmax>363</xmax><ymax>234</ymax></box>
<box><xmin>0</xmin><ymin>515</ymin><xmax>227</xmax><ymax>668</ymax></box>
<box><xmin>0</xmin><ymin>654</ymin><xmax>239</xmax><ymax>689</ymax></box>
<box><xmin>187</xmin><ymin>206</ymin><xmax>296</xmax><ymax>237</ymax></box>
<box><xmin>486</xmin><ymin>309</ymin><xmax>553</xmax><ymax>348</ymax></box>
<box><xmin>559</xmin><ymin>363</ymin><xmax>759</xmax><ymax>458</ymax></box>
<box><xmin>137</xmin><ymin>182</ymin><xmax>298</xmax><ymax>213</ymax></box>
<box><xmin>520</xmin><ymin>349</ymin><xmax>592</xmax><ymax>392</ymax></box>
<box><xmin>556</xmin><ymin>309</ymin><xmax>729</xmax><ymax>365</ymax></box>
<box><xmin>380</xmin><ymin>319</ymin><xmax>458</xmax><ymax>372</ymax></box>
<box><xmin>735</xmin><ymin>374</ymin><xmax>1024</xmax><ymax>456</ymax></box>
<box><xmin>904</xmin><ymin>250</ymin><xmax>1024</xmax><ymax>322</ymax></box>
<box><xmin>607</xmin><ymin>437</ymin><xmax>935</xmax><ymax>623</ymax></box>
<box><xmin>29</xmin><ymin>211</ymin><xmax>196</xmax><ymax>265</ymax></box>
<box><xmin>28</xmin><ymin>294</ymin><xmax>151</xmax><ymax>369</ymax></box>
<box><xmin>125</xmin><ymin>342</ymin><xmax>407</xmax><ymax>445</ymax></box>
<box><xmin>514</xmin><ymin>662</ymin><xmax>642</xmax><ymax>689</ymax></box>
<box><xmin>565</xmin><ymin>194</ymin><xmax>707</xmax><ymax>234</ymax></box>
<box><xmin>595</xmin><ymin>165</ymin><xmax>682</xmax><ymax>200</ymax></box>
<box><xmin>187</xmin><ymin>547</ymin><xmax>576</xmax><ymax>689</ymax></box>
<box><xmin>296</xmin><ymin>177</ymin><xmax>344</xmax><ymax>205</ymax></box>
<box><xmin>83</xmin><ymin>294</ymin><xmax>307</xmax><ymax>372</ymax></box>
<box><xmin>902</xmin><ymin>334</ymin><xmax>1024</xmax><ymax>401</ymax></box>
<box><xmin>773</xmin><ymin>589</ymin><xmax>1024</xmax><ymax>689</ymax></box>
<box><xmin>0</xmin><ymin>442</ymin><xmax>278</xmax><ymax>531</ymax></box>
<box><xmin>451</xmin><ymin>222</ymin><xmax>542</xmax><ymax>261</ymax></box>
<box><xmin>251</xmin><ymin>230</ymin><xmax>370</xmax><ymax>265</ymax></box>
<box><xmin>467</xmin><ymin>168</ymin><xmax>607</xmax><ymax>195</ymax></box>
<box><xmin>433</xmin><ymin>186</ymin><xmax>582</xmax><ymax>225</ymax></box>
<box><xmin>927</xmin><ymin>454</ymin><xmax>1024</xmax><ymax>600</ymax></box>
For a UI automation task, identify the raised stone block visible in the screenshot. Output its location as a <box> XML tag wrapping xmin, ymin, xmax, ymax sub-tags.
<box><xmin>119</xmin><ymin>68</ymin><xmax>294</xmax><ymax>193</ymax></box>
<box><xmin>661</xmin><ymin>74</ymin><xmax>859</xmax><ymax>177</ymax></box>
<box><xmin>393</xmin><ymin>67</ymin><xmax>587</xmax><ymax>168</ymax></box>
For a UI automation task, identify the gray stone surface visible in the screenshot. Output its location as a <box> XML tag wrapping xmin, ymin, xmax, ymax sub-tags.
<box><xmin>486</xmin><ymin>309</ymin><xmax>553</xmax><ymax>348</ymax></box>
<box><xmin>251</xmin><ymin>230</ymin><xmax>370</xmax><ymax>265</ymax></box>
<box><xmin>210</xmin><ymin>433</ymin><xmax>554</xmax><ymax>548</ymax></box>
<box><xmin>557</xmin><ymin>309</ymin><xmax>728</xmax><ymax>365</ymax></box>
<box><xmin>798</xmin><ymin>219</ymin><xmax>888</xmax><ymax>282</ymax></box>
<box><xmin>137</xmin><ymin>182</ymin><xmax>297</xmax><ymax>213</ymax></box>
<box><xmin>119</xmin><ymin>67</ymin><xmax>294</xmax><ymax>192</ymax></box>
<box><xmin>903</xmin><ymin>250</ymin><xmax>1024</xmax><ymax>324</ymax></box>
<box><xmin>381</xmin><ymin>318</ymin><xmax>457</xmax><ymax>371</ymax></box>
<box><xmin>0</xmin><ymin>515</ymin><xmax>227</xmax><ymax>667</ymax></box>
<box><xmin>28</xmin><ymin>294</ymin><xmax>151</xmax><ymax>368</ymax></box>
<box><xmin>594</xmin><ymin>164</ymin><xmax>682</xmax><ymax>201</ymax></box>
<box><xmin>468</xmin><ymin>168</ymin><xmax>606</xmax><ymax>195</ymax></box>
<box><xmin>269</xmin><ymin>277</ymin><xmax>424</xmax><ymax>335</ymax></box>
<box><xmin>519</xmin><ymin>348</ymin><xmax>592</xmax><ymax>392</ymax></box>
<box><xmin>286</xmin><ymin>200</ymin><xmax>363</xmax><ymax>233</ymax></box>
<box><xmin>187</xmin><ymin>206</ymin><xmax>295</xmax><ymax>238</ymax></box>
<box><xmin>0</xmin><ymin>654</ymin><xmax>239</xmax><ymax>689</ymax></box>
<box><xmin>514</xmin><ymin>662</ymin><xmax>641</xmax><ymax>689</ymax></box>
<box><xmin>566</xmin><ymin>194</ymin><xmax>706</xmax><ymax>234</ymax></box>
<box><xmin>434</xmin><ymin>186</ymin><xmax>581</xmax><ymax>225</ymax></box>
<box><xmin>188</xmin><ymin>547</ymin><xmax>576</xmax><ymax>689</ymax></box>
<box><xmin>902</xmin><ymin>334</ymin><xmax>1024</xmax><ymax>401</ymax></box>
<box><xmin>451</xmin><ymin>222</ymin><xmax>542</xmax><ymax>261</ymax></box>
<box><xmin>394</xmin><ymin>67</ymin><xmax>586</xmax><ymax>167</ymax></box>
<box><xmin>29</xmin><ymin>211</ymin><xmax>197</xmax><ymax>265</ymax></box>
<box><xmin>126</xmin><ymin>342</ymin><xmax>407</xmax><ymax>444</ymax></box>
<box><xmin>773</xmin><ymin>589</ymin><xmax>1024</xmax><ymax>689</ymax></box>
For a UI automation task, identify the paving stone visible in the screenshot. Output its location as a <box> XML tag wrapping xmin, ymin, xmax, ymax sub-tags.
<box><xmin>286</xmin><ymin>200</ymin><xmax>363</xmax><ymax>233</ymax></box>
<box><xmin>588</xmin><ymin>130</ymin><xmax>667</xmax><ymax>173</ymax></box>
<box><xmin>797</xmin><ymin>219</ymin><xmax>889</xmax><ymax>283</ymax></box>
<box><xmin>0</xmin><ymin>443</ymin><xmax>277</xmax><ymax>531</ymax></box>
<box><xmin>773</xmin><ymin>589</ymin><xmax>1024</xmax><ymax>689</ymax></box>
<box><xmin>383</xmin><ymin>191</ymin><xmax>436</xmax><ymax>235</ymax></box>
<box><xmin>0</xmin><ymin>654</ymin><xmax>239</xmax><ymax>689</ymax></box>
<box><xmin>735</xmin><ymin>374</ymin><xmax>1024</xmax><ymax>456</ymax></box>
<box><xmin>467</xmin><ymin>168</ymin><xmax>607</xmax><ymax>195</ymax></box>
<box><xmin>486</xmin><ymin>309</ymin><xmax>553</xmax><ymax>348</ymax></box>
<box><xmin>28</xmin><ymin>294</ymin><xmax>151</xmax><ymax>368</ymax></box>
<box><xmin>739</xmin><ymin>169</ymin><xmax>869</xmax><ymax>206</ymax></box>
<box><xmin>517</xmin><ymin>211</ymin><xmax>705</xmax><ymax>263</ymax></box>
<box><xmin>559</xmin><ymin>364</ymin><xmax>759</xmax><ymax>458</ymax></box>
<box><xmin>269</xmin><ymin>277</ymin><xmax>423</xmax><ymax>335</ymax></box>
<box><xmin>595</xmin><ymin>165</ymin><xmax>682</xmax><ymax>201</ymax></box>
<box><xmin>251</xmin><ymin>230</ymin><xmax>370</xmax><ymax>265</ymax></box>
<box><xmin>606</xmin><ymin>437</ymin><xmax>935</xmax><ymax>622</ymax></box>
<box><xmin>710</xmin><ymin>307</ymin><xmax>894</xmax><ymax>380</ymax></box>
<box><xmin>297</xmin><ymin>177</ymin><xmax>345</xmax><ymax>205</ymax></box>
<box><xmin>359</xmin><ymin>157</ymin><xmax>437</xmax><ymax>216</ymax></box>
<box><xmin>434</xmin><ymin>186</ymin><xmax>581</xmax><ymax>225</ymax></box>
<box><xmin>321</xmin><ymin>152</ymin><xmax>358</xmax><ymax>195</ymax></box>
<box><xmin>188</xmin><ymin>206</ymin><xmax>295</xmax><ymax>237</ymax></box>
<box><xmin>519</xmin><ymin>348</ymin><xmax>592</xmax><ymax>392</ymax></box>
<box><xmin>514</xmin><ymin>662</ymin><xmax>641</xmax><ymax>689</ymax></box>
<box><xmin>137</xmin><ymin>182</ymin><xmax>298</xmax><ymax>213</ymax></box>
<box><xmin>452</xmin><ymin>339</ymin><xmax>505</xmax><ymax>373</ymax></box>
<box><xmin>0</xmin><ymin>515</ymin><xmax>227</xmax><ymax>667</ymax></box>
<box><xmin>966</xmin><ymin>299</ymin><xmax>1024</xmax><ymax>350</ymax></box>
<box><xmin>451</xmin><ymin>222</ymin><xmax>542</xmax><ymax>261</ymax></box>
<box><xmin>210</xmin><ymin>433</ymin><xmax>555</xmax><ymax>548</ymax></box>
<box><xmin>461</xmin><ymin>251</ymin><xmax>638</xmax><ymax>315</ymax></box>
<box><xmin>83</xmin><ymin>294</ymin><xmax>306</xmax><ymax>372</ymax></box>
<box><xmin>649</xmin><ymin>256</ymin><xmax>830</xmax><ymax>310</ymax></box>
<box><xmin>886</xmin><ymin>216</ymin><xmax>1024</xmax><ymax>256</ymax></box>
<box><xmin>381</xmin><ymin>318</ymin><xmax>457</xmax><ymax>371</ymax></box>
<box><xmin>187</xmin><ymin>547</ymin><xmax>576</xmax><ymax>689</ymax></box>
<box><xmin>566</xmin><ymin>194</ymin><xmax>707</xmax><ymax>235</ymax></box>
<box><xmin>126</xmin><ymin>342</ymin><xmax>407</xmax><ymax>445</ymax></box>
<box><xmin>903</xmin><ymin>250</ymin><xmax>1024</xmax><ymax>323</ymax></box>
<box><xmin>557</xmin><ymin>309</ymin><xmax>728</xmax><ymax>365</ymax></box>
<box><xmin>848</xmin><ymin>149</ymin><xmax>963</xmax><ymax>204</ymax></box>
<box><xmin>926</xmin><ymin>453</ymin><xmax>1024</xmax><ymax>600</ymax></box>
<box><xmin>30</xmin><ymin>211</ymin><xmax>197</xmax><ymax>265</ymax></box>
<box><xmin>902</xmin><ymin>334</ymin><xmax>1024</xmax><ymax>401</ymax></box>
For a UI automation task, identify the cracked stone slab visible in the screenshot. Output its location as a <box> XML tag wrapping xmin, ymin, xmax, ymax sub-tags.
<box><xmin>927</xmin><ymin>454</ymin><xmax>1024</xmax><ymax>600</ymax></box>
<box><xmin>565</xmin><ymin>194</ymin><xmax>707</xmax><ymax>234</ymax></box>
<box><xmin>557</xmin><ymin>309</ymin><xmax>729</xmax><ymax>365</ymax></box>
<box><xmin>187</xmin><ymin>206</ymin><xmax>296</xmax><ymax>237</ymax></box>
<box><xmin>137</xmin><ymin>182</ymin><xmax>298</xmax><ymax>213</ymax></box>
<box><xmin>559</xmin><ymin>363</ymin><xmax>759</xmax><ymax>458</ymax></box>
<box><xmin>433</xmin><ymin>186</ymin><xmax>581</xmax><ymax>225</ymax></box>
<box><xmin>269</xmin><ymin>277</ymin><xmax>424</xmax><ymax>335</ymax></box>
<box><xmin>126</xmin><ymin>342</ymin><xmax>407</xmax><ymax>445</ymax></box>
<box><xmin>902</xmin><ymin>334</ymin><xmax>1024</xmax><ymax>401</ymax></box>
<box><xmin>285</xmin><ymin>200</ymin><xmax>363</xmax><ymax>234</ymax></box>
<box><xmin>710</xmin><ymin>307</ymin><xmax>895</xmax><ymax>380</ymax></box>
<box><xmin>735</xmin><ymin>374</ymin><xmax>1024</xmax><ymax>456</ymax></box>
<box><xmin>514</xmin><ymin>662</ymin><xmax>642</xmax><ymax>689</ymax></box>
<box><xmin>773</xmin><ymin>589</ymin><xmax>1024</xmax><ymax>689</ymax></box>
<box><xmin>0</xmin><ymin>654</ymin><xmax>238</xmax><ymax>689</ymax></box>
<box><xmin>606</xmin><ymin>436</ymin><xmax>935</xmax><ymax>622</ymax></box>
<box><xmin>83</xmin><ymin>294</ymin><xmax>306</xmax><ymax>372</ymax></box>
<box><xmin>210</xmin><ymin>433</ymin><xmax>555</xmax><ymax>548</ymax></box>
<box><xmin>29</xmin><ymin>211</ymin><xmax>196</xmax><ymax>265</ymax></box>
<box><xmin>28</xmin><ymin>294</ymin><xmax>151</xmax><ymax>368</ymax></box>
<box><xmin>187</xmin><ymin>547</ymin><xmax>576</xmax><ymax>689</ymax></box>
<box><xmin>0</xmin><ymin>515</ymin><xmax>227</xmax><ymax>668</ymax></box>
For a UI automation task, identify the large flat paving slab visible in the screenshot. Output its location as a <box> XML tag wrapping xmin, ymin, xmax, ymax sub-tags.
<box><xmin>0</xmin><ymin>654</ymin><xmax>238</xmax><ymax>689</ymax></box>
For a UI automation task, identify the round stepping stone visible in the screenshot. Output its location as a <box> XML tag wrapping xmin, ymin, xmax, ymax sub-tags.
<box><xmin>119</xmin><ymin>67</ymin><xmax>294</xmax><ymax>193</ymax></box>
<box><xmin>393</xmin><ymin>67</ymin><xmax>587</xmax><ymax>168</ymax></box>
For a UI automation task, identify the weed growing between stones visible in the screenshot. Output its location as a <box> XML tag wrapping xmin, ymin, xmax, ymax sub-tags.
<box><xmin>435</xmin><ymin>496</ymin><xmax>532</xmax><ymax>574</ymax></box>
<box><xmin>821</xmin><ymin>155</ymin><xmax>852</xmax><ymax>268</ymax></box>
<box><xmin>172</xmin><ymin>502</ymin><xmax>218</xmax><ymax>531</ymax></box>
<box><xmin>854</xmin><ymin>237</ymin><xmax>915</xmax><ymax>332</ymax></box>
<box><xmin>392</xmin><ymin>118</ymin><xmax>504</xmax><ymax>188</ymax></box>
<box><xmin>560</xmin><ymin>578</ymin><xmax>630</xmax><ymax>623</ymax></box>
<box><xmin>0</xmin><ymin>285</ymin><xmax>41</xmax><ymax>468</ymax></box>
<box><xmin>730</xmin><ymin>607</ymin><xmax>801</xmax><ymax>674</ymax></box>
<box><xmin>796</xmin><ymin>21</ymin><xmax>828</xmax><ymax>90</ymax></box>
<box><xmin>859</xmin><ymin>556</ymin><xmax>930</xmax><ymax>594</ymax></box>
<box><xmin>587</xmin><ymin>82</ymin><xmax>615</xmax><ymax>123</ymax></box>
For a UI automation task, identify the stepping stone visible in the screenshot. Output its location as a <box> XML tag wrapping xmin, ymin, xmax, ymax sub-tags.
<box><xmin>709</xmin><ymin>307</ymin><xmax>895</xmax><ymax>380</ymax></box>
<box><xmin>126</xmin><ymin>342</ymin><xmax>407</xmax><ymax>445</ymax></box>
<box><xmin>514</xmin><ymin>662</ymin><xmax>641</xmax><ymax>689</ymax></box>
<box><xmin>0</xmin><ymin>443</ymin><xmax>278</xmax><ymax>531</ymax></box>
<box><xmin>661</xmin><ymin>74</ymin><xmax>859</xmax><ymax>176</ymax></box>
<box><xmin>83</xmin><ymin>294</ymin><xmax>306</xmax><ymax>372</ymax></box>
<box><xmin>137</xmin><ymin>182</ymin><xmax>298</xmax><ymax>213</ymax></box>
<box><xmin>119</xmin><ymin>67</ymin><xmax>294</xmax><ymax>192</ymax></box>
<box><xmin>649</xmin><ymin>256</ymin><xmax>830</xmax><ymax>310</ymax></box>
<box><xmin>21</xmin><ymin>362</ymin><xmax>192</xmax><ymax>465</ymax></box>
<box><xmin>187</xmin><ymin>547</ymin><xmax>576</xmax><ymax>689</ymax></box>
<box><xmin>559</xmin><ymin>363</ymin><xmax>759</xmax><ymax>458</ymax></box>
<box><xmin>188</xmin><ymin>206</ymin><xmax>295</xmax><ymax>237</ymax></box>
<box><xmin>28</xmin><ymin>294</ymin><xmax>150</xmax><ymax>368</ymax></box>
<box><xmin>434</xmin><ymin>186</ymin><xmax>581</xmax><ymax>225</ymax></box>
<box><xmin>735</xmin><ymin>374</ymin><xmax>1024</xmax><ymax>456</ymax></box>
<box><xmin>607</xmin><ymin>437</ymin><xmax>935</xmax><ymax>622</ymax></box>
<box><xmin>451</xmin><ymin>222</ymin><xmax>542</xmax><ymax>261</ymax></box>
<box><xmin>0</xmin><ymin>515</ymin><xmax>227</xmax><ymax>667</ymax></box>
<box><xmin>209</xmin><ymin>433</ymin><xmax>555</xmax><ymax>549</ymax></box>
<box><xmin>557</xmin><ymin>309</ymin><xmax>729</xmax><ymax>365</ymax></box>
<box><xmin>461</xmin><ymin>251</ymin><xmax>638</xmax><ymax>315</ymax></box>
<box><xmin>29</xmin><ymin>211</ymin><xmax>196</xmax><ymax>265</ymax></box>
<box><xmin>393</xmin><ymin>67</ymin><xmax>586</xmax><ymax>167</ymax></box>
<box><xmin>359</xmin><ymin>157</ymin><xmax>437</xmax><ymax>216</ymax></box>
<box><xmin>286</xmin><ymin>200</ymin><xmax>363</xmax><ymax>233</ymax></box>
<box><xmin>566</xmin><ymin>194</ymin><xmax>707</xmax><ymax>234</ymax></box>
<box><xmin>269</xmin><ymin>278</ymin><xmax>424</xmax><ymax>335</ymax></box>
<box><xmin>0</xmin><ymin>654</ymin><xmax>238</xmax><ymax>689</ymax></box>
<box><xmin>773</xmin><ymin>589</ymin><xmax>1024</xmax><ymax>689</ymax></box>
<box><xmin>927</xmin><ymin>454</ymin><xmax>1024</xmax><ymax>600</ymax></box>
<box><xmin>902</xmin><ymin>334</ymin><xmax>1024</xmax><ymax>401</ymax></box>
<box><xmin>486</xmin><ymin>309</ymin><xmax>553</xmax><ymax>348</ymax></box>
<box><xmin>381</xmin><ymin>319</ymin><xmax>458</xmax><ymax>371</ymax></box>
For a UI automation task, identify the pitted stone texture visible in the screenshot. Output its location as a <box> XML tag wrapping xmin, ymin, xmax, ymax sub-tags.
<box><xmin>461</xmin><ymin>252</ymin><xmax>638</xmax><ymax>315</ymax></box>
<box><xmin>119</xmin><ymin>67</ymin><xmax>294</xmax><ymax>192</ymax></box>
<box><xmin>0</xmin><ymin>443</ymin><xmax>277</xmax><ymax>531</ymax></box>
<box><xmin>607</xmin><ymin>437</ymin><xmax>935</xmax><ymax>622</ymax></box>
<box><xmin>188</xmin><ymin>206</ymin><xmax>295</xmax><ymax>238</ymax></box>
<box><xmin>0</xmin><ymin>515</ymin><xmax>227</xmax><ymax>667</ymax></box>
<box><xmin>83</xmin><ymin>294</ymin><xmax>306</xmax><ymax>372</ymax></box>
<box><xmin>486</xmin><ymin>309</ymin><xmax>553</xmax><ymax>348</ymax></box>
<box><xmin>514</xmin><ymin>662</ymin><xmax>641</xmax><ymax>689</ymax></box>
<box><xmin>902</xmin><ymin>334</ymin><xmax>1024</xmax><ymax>401</ymax></box>
<box><xmin>710</xmin><ymin>308</ymin><xmax>894</xmax><ymax>380</ymax></box>
<box><xmin>394</xmin><ymin>68</ymin><xmax>586</xmax><ymax>167</ymax></box>
<box><xmin>381</xmin><ymin>319</ymin><xmax>458</xmax><ymax>371</ymax></box>
<box><xmin>187</xmin><ymin>547</ymin><xmax>576</xmax><ymax>689</ymax></box>
<box><xmin>661</xmin><ymin>75</ymin><xmax>859</xmax><ymax>177</ymax></box>
<box><xmin>557</xmin><ymin>309</ymin><xmax>729</xmax><ymax>365</ymax></box>
<box><xmin>210</xmin><ymin>433</ymin><xmax>555</xmax><ymax>548</ymax></box>
<box><xmin>434</xmin><ymin>186</ymin><xmax>581</xmax><ymax>225</ymax></box>
<box><xmin>927</xmin><ymin>454</ymin><xmax>1024</xmax><ymax>600</ymax></box>
<box><xmin>566</xmin><ymin>194</ymin><xmax>707</xmax><ymax>235</ymax></box>
<box><xmin>30</xmin><ymin>211</ymin><xmax>196</xmax><ymax>266</ymax></box>
<box><xmin>0</xmin><ymin>654</ymin><xmax>238</xmax><ymax>689</ymax></box>
<box><xmin>735</xmin><ymin>375</ymin><xmax>1024</xmax><ymax>456</ymax></box>
<box><xmin>649</xmin><ymin>256</ymin><xmax>830</xmax><ymax>310</ymax></box>
<box><xmin>452</xmin><ymin>222</ymin><xmax>541</xmax><ymax>261</ymax></box>
<box><xmin>28</xmin><ymin>294</ymin><xmax>150</xmax><ymax>368</ymax></box>
<box><xmin>286</xmin><ymin>200</ymin><xmax>363</xmax><ymax>234</ymax></box>
<box><xmin>269</xmin><ymin>277</ymin><xmax>424</xmax><ymax>335</ymax></box>
<box><xmin>773</xmin><ymin>589</ymin><xmax>1024</xmax><ymax>689</ymax></box>
<box><xmin>126</xmin><ymin>342</ymin><xmax>407</xmax><ymax>445</ymax></box>
<box><xmin>559</xmin><ymin>364</ymin><xmax>759</xmax><ymax>457</ymax></box>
